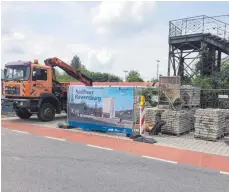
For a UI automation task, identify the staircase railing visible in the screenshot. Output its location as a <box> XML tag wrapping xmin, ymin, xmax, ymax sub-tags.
<box><xmin>169</xmin><ymin>15</ymin><xmax>229</xmax><ymax>41</ymax></box>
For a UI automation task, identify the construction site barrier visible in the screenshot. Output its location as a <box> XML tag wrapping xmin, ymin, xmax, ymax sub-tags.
<box><xmin>67</xmin><ymin>86</ymin><xmax>134</xmax><ymax>134</ymax></box>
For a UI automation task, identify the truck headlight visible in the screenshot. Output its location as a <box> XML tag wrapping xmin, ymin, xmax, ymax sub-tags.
<box><xmin>19</xmin><ymin>101</ymin><xmax>24</xmax><ymax>106</ymax></box>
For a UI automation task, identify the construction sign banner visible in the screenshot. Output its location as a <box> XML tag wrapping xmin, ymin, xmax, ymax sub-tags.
<box><xmin>68</xmin><ymin>86</ymin><xmax>134</xmax><ymax>134</ymax></box>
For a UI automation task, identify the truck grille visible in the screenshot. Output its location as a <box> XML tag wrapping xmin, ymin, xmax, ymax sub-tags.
<box><xmin>5</xmin><ymin>86</ymin><xmax>20</xmax><ymax>95</ymax></box>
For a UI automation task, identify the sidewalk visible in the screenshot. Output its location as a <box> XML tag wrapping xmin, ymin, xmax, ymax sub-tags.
<box><xmin>153</xmin><ymin>133</ymin><xmax>229</xmax><ymax>157</ymax></box>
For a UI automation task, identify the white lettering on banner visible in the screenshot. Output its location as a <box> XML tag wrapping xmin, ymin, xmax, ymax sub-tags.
<box><xmin>75</xmin><ymin>89</ymin><xmax>94</xmax><ymax>95</ymax></box>
<box><xmin>70</xmin><ymin>88</ymin><xmax>103</xmax><ymax>103</ymax></box>
<box><xmin>75</xmin><ymin>95</ymin><xmax>102</xmax><ymax>102</ymax></box>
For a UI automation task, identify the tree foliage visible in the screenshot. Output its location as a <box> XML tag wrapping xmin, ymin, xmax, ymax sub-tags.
<box><xmin>192</xmin><ymin>42</ymin><xmax>229</xmax><ymax>89</ymax></box>
<box><xmin>192</xmin><ymin>61</ymin><xmax>229</xmax><ymax>89</ymax></box>
<box><xmin>55</xmin><ymin>69</ymin><xmax>78</xmax><ymax>82</ymax></box>
<box><xmin>126</xmin><ymin>70</ymin><xmax>144</xmax><ymax>82</ymax></box>
<box><xmin>213</xmin><ymin>61</ymin><xmax>229</xmax><ymax>89</ymax></box>
<box><xmin>56</xmin><ymin>56</ymin><xmax>123</xmax><ymax>83</ymax></box>
<box><xmin>70</xmin><ymin>55</ymin><xmax>82</xmax><ymax>70</ymax></box>
<box><xmin>78</xmin><ymin>65</ymin><xmax>123</xmax><ymax>82</ymax></box>
<box><xmin>192</xmin><ymin>76</ymin><xmax>212</xmax><ymax>89</ymax></box>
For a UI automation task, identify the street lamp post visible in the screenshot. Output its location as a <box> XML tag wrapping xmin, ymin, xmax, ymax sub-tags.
<box><xmin>156</xmin><ymin>60</ymin><xmax>160</xmax><ymax>107</ymax></box>
<box><xmin>124</xmin><ymin>70</ymin><xmax>128</xmax><ymax>82</ymax></box>
<box><xmin>156</xmin><ymin>60</ymin><xmax>160</xmax><ymax>80</ymax></box>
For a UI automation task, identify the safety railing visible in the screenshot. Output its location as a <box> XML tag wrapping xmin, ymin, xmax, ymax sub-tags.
<box><xmin>169</xmin><ymin>15</ymin><xmax>229</xmax><ymax>41</ymax></box>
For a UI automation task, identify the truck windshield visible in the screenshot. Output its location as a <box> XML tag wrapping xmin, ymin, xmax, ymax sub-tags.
<box><xmin>4</xmin><ymin>66</ymin><xmax>30</xmax><ymax>81</ymax></box>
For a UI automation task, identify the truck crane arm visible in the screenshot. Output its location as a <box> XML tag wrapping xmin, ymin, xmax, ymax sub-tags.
<box><xmin>44</xmin><ymin>57</ymin><xmax>93</xmax><ymax>86</ymax></box>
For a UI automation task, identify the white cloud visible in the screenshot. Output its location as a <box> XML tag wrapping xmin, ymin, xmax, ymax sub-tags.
<box><xmin>13</xmin><ymin>32</ymin><xmax>25</xmax><ymax>40</ymax></box>
<box><xmin>93</xmin><ymin>1</ymin><xmax>128</xmax><ymax>25</ymax></box>
<box><xmin>2</xmin><ymin>29</ymin><xmax>115</xmax><ymax>73</ymax></box>
<box><xmin>1</xmin><ymin>1</ymin><xmax>169</xmax><ymax>81</ymax></box>
<box><xmin>87</xmin><ymin>48</ymin><xmax>116</xmax><ymax>72</ymax></box>
<box><xmin>95</xmin><ymin>49</ymin><xmax>114</xmax><ymax>64</ymax></box>
<box><xmin>92</xmin><ymin>1</ymin><xmax>156</xmax><ymax>35</ymax></box>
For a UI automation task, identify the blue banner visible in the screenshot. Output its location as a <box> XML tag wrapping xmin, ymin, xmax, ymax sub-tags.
<box><xmin>68</xmin><ymin>86</ymin><xmax>134</xmax><ymax>134</ymax></box>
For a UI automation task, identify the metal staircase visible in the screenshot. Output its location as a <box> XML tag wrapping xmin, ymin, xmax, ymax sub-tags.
<box><xmin>204</xmin><ymin>33</ymin><xmax>229</xmax><ymax>54</ymax></box>
<box><xmin>168</xmin><ymin>15</ymin><xmax>229</xmax><ymax>83</ymax></box>
<box><xmin>169</xmin><ymin>15</ymin><xmax>229</xmax><ymax>54</ymax></box>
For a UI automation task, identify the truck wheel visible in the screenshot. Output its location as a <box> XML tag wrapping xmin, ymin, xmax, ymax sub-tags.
<box><xmin>37</xmin><ymin>103</ymin><xmax>55</xmax><ymax>122</ymax></box>
<box><xmin>15</xmin><ymin>109</ymin><xmax>32</xmax><ymax>119</ymax></box>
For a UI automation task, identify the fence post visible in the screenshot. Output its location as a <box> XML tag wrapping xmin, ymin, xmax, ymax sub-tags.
<box><xmin>139</xmin><ymin>96</ymin><xmax>146</xmax><ymax>135</ymax></box>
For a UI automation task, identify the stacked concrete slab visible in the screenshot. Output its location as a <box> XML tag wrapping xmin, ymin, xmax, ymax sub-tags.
<box><xmin>145</xmin><ymin>108</ymin><xmax>165</xmax><ymax>124</ymax></box>
<box><xmin>194</xmin><ymin>109</ymin><xmax>225</xmax><ymax>140</ymax></box>
<box><xmin>223</xmin><ymin>109</ymin><xmax>229</xmax><ymax>135</ymax></box>
<box><xmin>180</xmin><ymin>85</ymin><xmax>201</xmax><ymax>106</ymax></box>
<box><xmin>161</xmin><ymin>110</ymin><xmax>193</xmax><ymax>135</ymax></box>
<box><xmin>134</xmin><ymin>107</ymin><xmax>165</xmax><ymax>124</ymax></box>
<box><xmin>185</xmin><ymin>108</ymin><xmax>198</xmax><ymax>130</ymax></box>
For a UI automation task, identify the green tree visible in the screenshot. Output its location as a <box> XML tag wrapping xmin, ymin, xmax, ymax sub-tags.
<box><xmin>192</xmin><ymin>76</ymin><xmax>212</xmax><ymax>89</ymax></box>
<box><xmin>214</xmin><ymin>61</ymin><xmax>229</xmax><ymax>89</ymax></box>
<box><xmin>56</xmin><ymin>72</ymin><xmax>78</xmax><ymax>82</ymax></box>
<box><xmin>56</xmin><ymin>55</ymin><xmax>123</xmax><ymax>83</ymax></box>
<box><xmin>108</xmin><ymin>74</ymin><xmax>123</xmax><ymax>82</ymax></box>
<box><xmin>126</xmin><ymin>70</ymin><xmax>144</xmax><ymax>82</ymax></box>
<box><xmin>192</xmin><ymin>61</ymin><xmax>229</xmax><ymax>89</ymax></box>
<box><xmin>70</xmin><ymin>55</ymin><xmax>82</xmax><ymax>70</ymax></box>
<box><xmin>88</xmin><ymin>72</ymin><xmax>122</xmax><ymax>82</ymax></box>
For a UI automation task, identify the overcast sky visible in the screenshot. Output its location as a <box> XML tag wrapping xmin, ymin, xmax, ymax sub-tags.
<box><xmin>1</xmin><ymin>1</ymin><xmax>229</xmax><ymax>80</ymax></box>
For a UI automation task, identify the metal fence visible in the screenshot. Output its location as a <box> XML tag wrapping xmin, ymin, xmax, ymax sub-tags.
<box><xmin>200</xmin><ymin>89</ymin><xmax>229</xmax><ymax>109</ymax></box>
<box><xmin>134</xmin><ymin>86</ymin><xmax>229</xmax><ymax>110</ymax></box>
<box><xmin>159</xmin><ymin>87</ymin><xmax>229</xmax><ymax>110</ymax></box>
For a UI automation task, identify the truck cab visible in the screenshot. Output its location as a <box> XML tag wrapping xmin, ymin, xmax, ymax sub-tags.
<box><xmin>2</xmin><ymin>60</ymin><xmax>66</xmax><ymax>121</ymax></box>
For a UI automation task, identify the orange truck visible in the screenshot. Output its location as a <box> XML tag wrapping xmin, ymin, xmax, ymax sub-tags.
<box><xmin>2</xmin><ymin>57</ymin><xmax>93</xmax><ymax>121</ymax></box>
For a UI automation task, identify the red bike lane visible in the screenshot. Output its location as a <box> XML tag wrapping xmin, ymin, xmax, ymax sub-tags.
<box><xmin>2</xmin><ymin>120</ymin><xmax>229</xmax><ymax>173</ymax></box>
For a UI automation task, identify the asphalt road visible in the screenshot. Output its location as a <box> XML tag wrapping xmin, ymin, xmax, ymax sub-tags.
<box><xmin>2</xmin><ymin>128</ymin><xmax>229</xmax><ymax>192</ymax></box>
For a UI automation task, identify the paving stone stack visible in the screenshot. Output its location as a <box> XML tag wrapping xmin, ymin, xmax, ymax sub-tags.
<box><xmin>185</xmin><ymin>108</ymin><xmax>198</xmax><ymax>130</ymax></box>
<box><xmin>145</xmin><ymin>108</ymin><xmax>165</xmax><ymax>124</ymax></box>
<box><xmin>194</xmin><ymin>109</ymin><xmax>225</xmax><ymax>140</ymax></box>
<box><xmin>223</xmin><ymin>109</ymin><xmax>229</xmax><ymax>135</ymax></box>
<box><xmin>180</xmin><ymin>85</ymin><xmax>201</xmax><ymax>106</ymax></box>
<box><xmin>134</xmin><ymin>107</ymin><xmax>165</xmax><ymax>124</ymax></box>
<box><xmin>161</xmin><ymin>110</ymin><xmax>193</xmax><ymax>135</ymax></box>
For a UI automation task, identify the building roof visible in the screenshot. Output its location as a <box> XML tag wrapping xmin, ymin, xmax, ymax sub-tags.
<box><xmin>70</xmin><ymin>81</ymin><xmax>153</xmax><ymax>87</ymax></box>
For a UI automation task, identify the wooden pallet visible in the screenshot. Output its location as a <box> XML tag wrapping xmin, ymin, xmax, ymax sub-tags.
<box><xmin>161</xmin><ymin>130</ymin><xmax>190</xmax><ymax>136</ymax></box>
<box><xmin>182</xmin><ymin>105</ymin><xmax>199</xmax><ymax>109</ymax></box>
